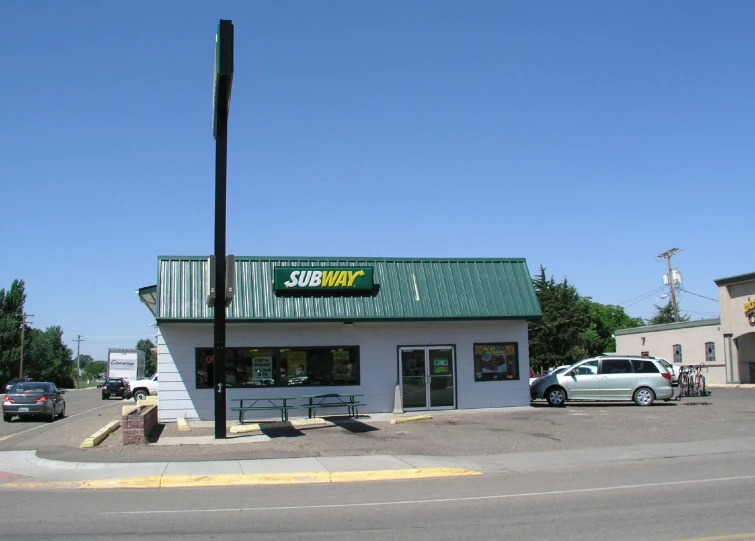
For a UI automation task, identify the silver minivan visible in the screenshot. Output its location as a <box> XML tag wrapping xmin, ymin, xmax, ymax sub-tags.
<box><xmin>529</xmin><ymin>355</ymin><xmax>674</xmax><ymax>407</ymax></box>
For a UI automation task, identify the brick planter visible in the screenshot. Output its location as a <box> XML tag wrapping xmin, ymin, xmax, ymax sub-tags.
<box><xmin>122</xmin><ymin>405</ymin><xmax>158</xmax><ymax>445</ymax></box>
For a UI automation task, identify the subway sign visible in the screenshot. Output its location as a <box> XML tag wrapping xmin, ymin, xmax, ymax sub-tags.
<box><xmin>274</xmin><ymin>267</ymin><xmax>374</xmax><ymax>293</ymax></box>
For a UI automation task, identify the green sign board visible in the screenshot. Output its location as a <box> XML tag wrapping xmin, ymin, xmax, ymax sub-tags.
<box><xmin>274</xmin><ymin>267</ymin><xmax>374</xmax><ymax>293</ymax></box>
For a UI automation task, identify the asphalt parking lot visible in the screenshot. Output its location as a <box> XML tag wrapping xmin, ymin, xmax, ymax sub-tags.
<box><xmin>1</xmin><ymin>387</ymin><xmax>751</xmax><ymax>464</ymax></box>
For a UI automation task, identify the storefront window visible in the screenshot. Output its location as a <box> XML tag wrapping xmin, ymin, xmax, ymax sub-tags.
<box><xmin>705</xmin><ymin>342</ymin><xmax>715</xmax><ymax>363</ymax></box>
<box><xmin>473</xmin><ymin>342</ymin><xmax>519</xmax><ymax>381</ymax></box>
<box><xmin>195</xmin><ymin>346</ymin><xmax>360</xmax><ymax>389</ymax></box>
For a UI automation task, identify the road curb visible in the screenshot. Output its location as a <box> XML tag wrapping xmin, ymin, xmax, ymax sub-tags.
<box><xmin>390</xmin><ymin>415</ymin><xmax>433</xmax><ymax>425</ymax></box>
<box><xmin>79</xmin><ymin>420</ymin><xmax>120</xmax><ymax>448</ymax></box>
<box><xmin>177</xmin><ymin>418</ymin><xmax>191</xmax><ymax>432</ymax></box>
<box><xmin>2</xmin><ymin>467</ymin><xmax>481</xmax><ymax>490</ymax></box>
<box><xmin>229</xmin><ymin>418</ymin><xmax>330</xmax><ymax>434</ymax></box>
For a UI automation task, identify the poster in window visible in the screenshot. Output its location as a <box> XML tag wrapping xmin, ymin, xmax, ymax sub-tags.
<box><xmin>287</xmin><ymin>351</ymin><xmax>307</xmax><ymax>377</ymax></box>
<box><xmin>252</xmin><ymin>356</ymin><xmax>273</xmax><ymax>383</ymax></box>
<box><xmin>332</xmin><ymin>349</ymin><xmax>350</xmax><ymax>381</ymax></box>
<box><xmin>433</xmin><ymin>358</ymin><xmax>449</xmax><ymax>375</ymax></box>
<box><xmin>480</xmin><ymin>344</ymin><xmax>510</xmax><ymax>374</ymax></box>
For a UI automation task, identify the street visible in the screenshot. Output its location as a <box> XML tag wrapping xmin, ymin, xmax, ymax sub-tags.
<box><xmin>1</xmin><ymin>452</ymin><xmax>754</xmax><ymax>540</ymax></box>
<box><xmin>0</xmin><ymin>387</ymin><xmax>129</xmax><ymax>450</ymax></box>
<box><xmin>2</xmin><ymin>387</ymin><xmax>755</xmax><ymax>539</ymax></box>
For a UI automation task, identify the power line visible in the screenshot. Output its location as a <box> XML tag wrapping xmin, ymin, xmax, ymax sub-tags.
<box><xmin>623</xmin><ymin>288</ymin><xmax>665</xmax><ymax>309</ymax></box>
<box><xmin>685</xmin><ymin>310</ymin><xmax>719</xmax><ymax>317</ymax></box>
<box><xmin>681</xmin><ymin>288</ymin><xmax>718</xmax><ymax>302</ymax></box>
<box><xmin>617</xmin><ymin>286</ymin><xmax>665</xmax><ymax>307</ymax></box>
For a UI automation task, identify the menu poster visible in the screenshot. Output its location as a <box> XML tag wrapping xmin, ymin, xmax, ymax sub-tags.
<box><xmin>332</xmin><ymin>349</ymin><xmax>350</xmax><ymax>381</ymax></box>
<box><xmin>287</xmin><ymin>351</ymin><xmax>307</xmax><ymax>377</ymax></box>
<box><xmin>433</xmin><ymin>358</ymin><xmax>449</xmax><ymax>375</ymax></box>
<box><xmin>480</xmin><ymin>344</ymin><xmax>512</xmax><ymax>374</ymax></box>
<box><xmin>252</xmin><ymin>356</ymin><xmax>273</xmax><ymax>381</ymax></box>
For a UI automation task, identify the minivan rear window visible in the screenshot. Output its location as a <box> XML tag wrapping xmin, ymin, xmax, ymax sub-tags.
<box><xmin>632</xmin><ymin>360</ymin><xmax>659</xmax><ymax>373</ymax></box>
<box><xmin>600</xmin><ymin>359</ymin><xmax>633</xmax><ymax>374</ymax></box>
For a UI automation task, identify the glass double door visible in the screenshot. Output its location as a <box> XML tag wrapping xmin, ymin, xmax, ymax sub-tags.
<box><xmin>400</xmin><ymin>346</ymin><xmax>456</xmax><ymax>410</ymax></box>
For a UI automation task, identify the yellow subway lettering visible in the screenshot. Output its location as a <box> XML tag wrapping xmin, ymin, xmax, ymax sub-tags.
<box><xmin>347</xmin><ymin>270</ymin><xmax>365</xmax><ymax>287</ymax></box>
<box><xmin>334</xmin><ymin>271</ymin><xmax>348</xmax><ymax>287</ymax></box>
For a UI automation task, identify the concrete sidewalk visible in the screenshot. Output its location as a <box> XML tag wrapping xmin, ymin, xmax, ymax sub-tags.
<box><xmin>3</xmin><ymin>435</ymin><xmax>755</xmax><ymax>490</ymax></box>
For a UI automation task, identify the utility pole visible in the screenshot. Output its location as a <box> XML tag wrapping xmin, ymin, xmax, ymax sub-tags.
<box><xmin>17</xmin><ymin>313</ymin><xmax>34</xmax><ymax>378</ymax></box>
<box><xmin>212</xmin><ymin>20</ymin><xmax>234</xmax><ymax>439</ymax></box>
<box><xmin>73</xmin><ymin>335</ymin><xmax>86</xmax><ymax>388</ymax></box>
<box><xmin>657</xmin><ymin>248</ymin><xmax>682</xmax><ymax>323</ymax></box>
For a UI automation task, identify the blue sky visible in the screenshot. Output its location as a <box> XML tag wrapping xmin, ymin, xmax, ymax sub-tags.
<box><xmin>2</xmin><ymin>1</ymin><xmax>752</xmax><ymax>361</ymax></box>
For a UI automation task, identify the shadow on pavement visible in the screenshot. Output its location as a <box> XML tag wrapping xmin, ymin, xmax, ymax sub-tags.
<box><xmin>146</xmin><ymin>423</ymin><xmax>166</xmax><ymax>443</ymax></box>
<box><xmin>530</xmin><ymin>402</ymin><xmax>679</xmax><ymax>408</ymax></box>
<box><xmin>327</xmin><ymin>418</ymin><xmax>380</xmax><ymax>434</ymax></box>
<box><xmin>259</xmin><ymin>425</ymin><xmax>306</xmax><ymax>439</ymax></box>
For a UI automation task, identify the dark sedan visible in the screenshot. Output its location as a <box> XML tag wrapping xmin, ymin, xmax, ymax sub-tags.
<box><xmin>101</xmin><ymin>378</ymin><xmax>131</xmax><ymax>400</ymax></box>
<box><xmin>3</xmin><ymin>382</ymin><xmax>66</xmax><ymax>422</ymax></box>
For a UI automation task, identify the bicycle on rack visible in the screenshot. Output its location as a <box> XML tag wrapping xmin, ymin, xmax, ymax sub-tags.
<box><xmin>675</xmin><ymin>364</ymin><xmax>710</xmax><ymax>399</ymax></box>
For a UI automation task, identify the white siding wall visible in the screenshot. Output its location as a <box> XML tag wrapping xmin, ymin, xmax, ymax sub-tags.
<box><xmin>615</xmin><ymin>323</ymin><xmax>727</xmax><ymax>384</ymax></box>
<box><xmin>156</xmin><ymin>320</ymin><xmax>530</xmax><ymax>422</ymax></box>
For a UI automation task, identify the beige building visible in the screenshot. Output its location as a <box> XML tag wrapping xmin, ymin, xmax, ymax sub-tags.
<box><xmin>615</xmin><ymin>271</ymin><xmax>755</xmax><ymax>385</ymax></box>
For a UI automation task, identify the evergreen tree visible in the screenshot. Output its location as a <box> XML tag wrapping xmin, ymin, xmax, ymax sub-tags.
<box><xmin>648</xmin><ymin>301</ymin><xmax>691</xmax><ymax>325</ymax></box>
<box><xmin>529</xmin><ymin>267</ymin><xmax>590</xmax><ymax>373</ymax></box>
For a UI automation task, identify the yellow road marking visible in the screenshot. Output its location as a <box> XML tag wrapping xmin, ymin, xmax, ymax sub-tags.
<box><xmin>2</xmin><ymin>467</ymin><xmax>480</xmax><ymax>490</ymax></box>
<box><xmin>0</xmin><ymin>434</ymin><xmax>15</xmax><ymax>442</ymax></box>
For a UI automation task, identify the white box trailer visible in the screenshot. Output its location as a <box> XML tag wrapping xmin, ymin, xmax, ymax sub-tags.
<box><xmin>107</xmin><ymin>349</ymin><xmax>145</xmax><ymax>383</ymax></box>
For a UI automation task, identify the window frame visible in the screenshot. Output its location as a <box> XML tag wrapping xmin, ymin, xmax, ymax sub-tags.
<box><xmin>673</xmin><ymin>344</ymin><xmax>683</xmax><ymax>364</ymax></box>
<box><xmin>195</xmin><ymin>345</ymin><xmax>361</xmax><ymax>389</ymax></box>
<box><xmin>473</xmin><ymin>342</ymin><xmax>520</xmax><ymax>382</ymax></box>
<box><xmin>705</xmin><ymin>342</ymin><xmax>716</xmax><ymax>363</ymax></box>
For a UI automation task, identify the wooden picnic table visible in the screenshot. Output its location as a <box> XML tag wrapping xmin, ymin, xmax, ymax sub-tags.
<box><xmin>230</xmin><ymin>397</ymin><xmax>297</xmax><ymax>424</ymax></box>
<box><xmin>300</xmin><ymin>393</ymin><xmax>365</xmax><ymax>419</ymax></box>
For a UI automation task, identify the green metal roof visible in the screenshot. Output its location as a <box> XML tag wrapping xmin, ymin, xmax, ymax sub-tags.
<box><xmin>152</xmin><ymin>256</ymin><xmax>542</xmax><ymax>322</ymax></box>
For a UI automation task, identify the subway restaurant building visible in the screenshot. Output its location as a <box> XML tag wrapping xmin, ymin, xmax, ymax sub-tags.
<box><xmin>138</xmin><ymin>257</ymin><xmax>542</xmax><ymax>422</ymax></box>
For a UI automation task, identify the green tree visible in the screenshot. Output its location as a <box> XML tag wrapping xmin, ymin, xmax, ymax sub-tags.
<box><xmin>0</xmin><ymin>280</ymin><xmax>26</xmax><ymax>387</ymax></box>
<box><xmin>647</xmin><ymin>301</ymin><xmax>691</xmax><ymax>325</ymax></box>
<box><xmin>584</xmin><ymin>300</ymin><xmax>645</xmax><ymax>353</ymax></box>
<box><xmin>25</xmin><ymin>326</ymin><xmax>75</xmax><ymax>388</ymax></box>
<box><xmin>85</xmin><ymin>360</ymin><xmax>107</xmax><ymax>378</ymax></box>
<box><xmin>528</xmin><ymin>267</ymin><xmax>590</xmax><ymax>373</ymax></box>
<box><xmin>76</xmin><ymin>354</ymin><xmax>94</xmax><ymax>367</ymax></box>
<box><xmin>136</xmin><ymin>338</ymin><xmax>157</xmax><ymax>375</ymax></box>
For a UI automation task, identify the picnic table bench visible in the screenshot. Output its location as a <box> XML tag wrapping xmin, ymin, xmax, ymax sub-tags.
<box><xmin>301</xmin><ymin>393</ymin><xmax>365</xmax><ymax>419</ymax></box>
<box><xmin>230</xmin><ymin>397</ymin><xmax>296</xmax><ymax>424</ymax></box>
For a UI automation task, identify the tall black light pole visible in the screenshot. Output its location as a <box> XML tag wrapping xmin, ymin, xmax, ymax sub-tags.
<box><xmin>212</xmin><ymin>20</ymin><xmax>234</xmax><ymax>439</ymax></box>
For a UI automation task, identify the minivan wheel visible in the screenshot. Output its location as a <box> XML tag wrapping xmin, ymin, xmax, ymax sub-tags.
<box><xmin>546</xmin><ymin>387</ymin><xmax>567</xmax><ymax>407</ymax></box>
<box><xmin>633</xmin><ymin>387</ymin><xmax>655</xmax><ymax>406</ymax></box>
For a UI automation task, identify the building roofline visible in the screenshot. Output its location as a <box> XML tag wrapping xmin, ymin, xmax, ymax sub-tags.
<box><xmin>714</xmin><ymin>271</ymin><xmax>755</xmax><ymax>287</ymax></box>
<box><xmin>155</xmin><ymin>316</ymin><xmax>541</xmax><ymax>324</ymax></box>
<box><xmin>615</xmin><ymin>318</ymin><xmax>720</xmax><ymax>335</ymax></box>
<box><xmin>156</xmin><ymin>255</ymin><xmax>529</xmax><ymax>263</ymax></box>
